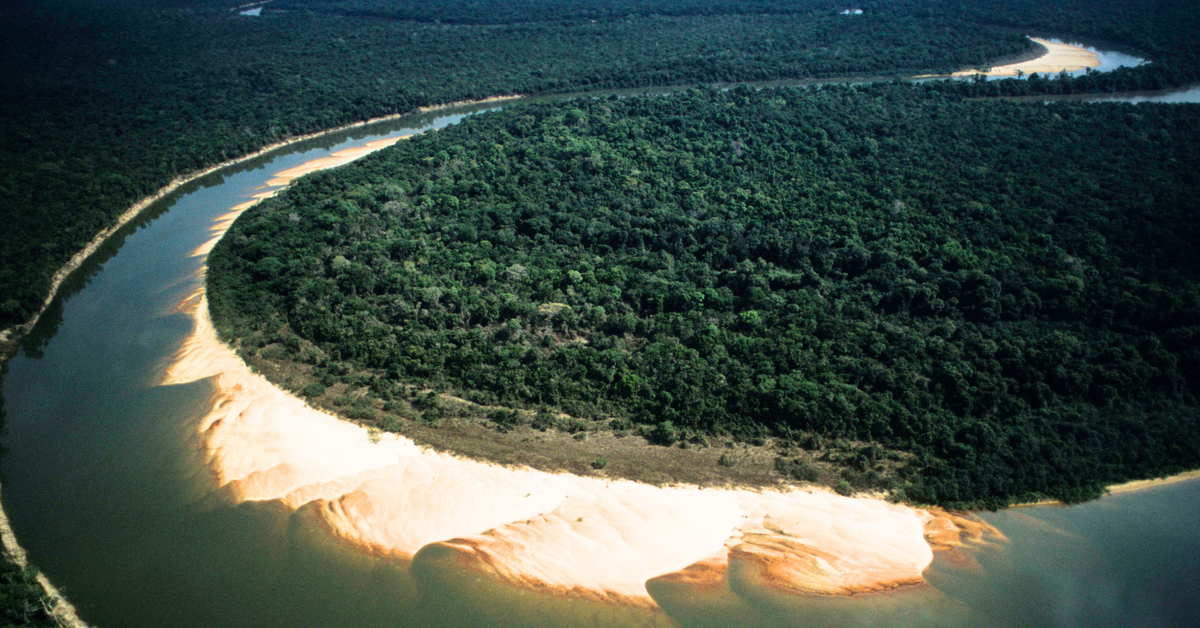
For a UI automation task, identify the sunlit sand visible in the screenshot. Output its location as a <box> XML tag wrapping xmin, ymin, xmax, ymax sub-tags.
<box><xmin>161</xmin><ymin>138</ymin><xmax>995</xmax><ymax>607</ymax></box>
<box><xmin>263</xmin><ymin>135</ymin><xmax>411</xmax><ymax>187</ymax></box>
<box><xmin>952</xmin><ymin>37</ymin><xmax>1100</xmax><ymax>78</ymax></box>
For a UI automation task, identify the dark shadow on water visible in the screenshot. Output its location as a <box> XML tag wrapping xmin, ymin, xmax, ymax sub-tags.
<box><xmin>411</xmin><ymin>541</ymin><xmax>670</xmax><ymax>628</ymax></box>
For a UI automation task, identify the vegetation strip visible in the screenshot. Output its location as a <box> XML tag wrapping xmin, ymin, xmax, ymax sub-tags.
<box><xmin>0</xmin><ymin>485</ymin><xmax>86</xmax><ymax>628</ymax></box>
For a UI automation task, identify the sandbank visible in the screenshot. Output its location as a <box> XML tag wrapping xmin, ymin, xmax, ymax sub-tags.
<box><xmin>1105</xmin><ymin>469</ymin><xmax>1200</xmax><ymax>495</ymax></box>
<box><xmin>166</xmin><ymin>299</ymin><xmax>987</xmax><ymax>603</ymax></box>
<box><xmin>1006</xmin><ymin>470</ymin><xmax>1200</xmax><ymax>509</ymax></box>
<box><xmin>263</xmin><ymin>135</ymin><xmax>411</xmax><ymax>187</ymax></box>
<box><xmin>416</xmin><ymin>94</ymin><xmax>522</xmax><ymax>114</ymax></box>
<box><xmin>0</xmin><ymin>95</ymin><xmax>522</xmax><ymax>628</ymax></box>
<box><xmin>951</xmin><ymin>37</ymin><xmax>1100</xmax><ymax>78</ymax></box>
<box><xmin>161</xmin><ymin>145</ymin><xmax>995</xmax><ymax>605</ymax></box>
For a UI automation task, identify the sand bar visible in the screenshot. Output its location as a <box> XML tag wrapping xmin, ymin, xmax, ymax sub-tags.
<box><xmin>0</xmin><ymin>96</ymin><xmax>524</xmax><ymax>628</ymax></box>
<box><xmin>165</xmin><ymin>297</ymin><xmax>984</xmax><ymax>604</ymax></box>
<box><xmin>951</xmin><ymin>37</ymin><xmax>1100</xmax><ymax>78</ymax></box>
<box><xmin>161</xmin><ymin>147</ymin><xmax>994</xmax><ymax>605</ymax></box>
<box><xmin>263</xmin><ymin>135</ymin><xmax>411</xmax><ymax>187</ymax></box>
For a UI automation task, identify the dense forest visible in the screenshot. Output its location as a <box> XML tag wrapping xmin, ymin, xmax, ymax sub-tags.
<box><xmin>210</xmin><ymin>85</ymin><xmax>1200</xmax><ymax>508</ymax></box>
<box><xmin>3</xmin><ymin>0</ymin><xmax>1198</xmax><ymax>334</ymax></box>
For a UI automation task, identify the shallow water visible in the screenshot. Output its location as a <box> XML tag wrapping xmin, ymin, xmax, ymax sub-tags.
<box><xmin>2</xmin><ymin>63</ymin><xmax>1198</xmax><ymax>628</ymax></box>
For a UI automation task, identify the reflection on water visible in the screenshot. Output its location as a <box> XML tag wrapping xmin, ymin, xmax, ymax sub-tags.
<box><xmin>2</xmin><ymin>64</ymin><xmax>1199</xmax><ymax>627</ymax></box>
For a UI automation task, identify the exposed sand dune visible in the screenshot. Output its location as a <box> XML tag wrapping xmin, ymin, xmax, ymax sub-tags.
<box><xmin>160</xmin><ymin>142</ymin><xmax>997</xmax><ymax>607</ymax></box>
<box><xmin>951</xmin><ymin>38</ymin><xmax>1100</xmax><ymax>78</ymax></box>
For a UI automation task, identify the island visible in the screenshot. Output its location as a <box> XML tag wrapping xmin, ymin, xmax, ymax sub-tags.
<box><xmin>207</xmin><ymin>85</ymin><xmax>1200</xmax><ymax>511</ymax></box>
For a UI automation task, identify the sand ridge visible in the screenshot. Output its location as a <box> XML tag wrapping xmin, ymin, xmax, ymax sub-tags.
<box><xmin>160</xmin><ymin>137</ymin><xmax>997</xmax><ymax>607</ymax></box>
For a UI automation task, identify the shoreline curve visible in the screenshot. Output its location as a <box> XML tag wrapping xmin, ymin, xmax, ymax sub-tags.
<box><xmin>953</xmin><ymin>37</ymin><xmax>1100</xmax><ymax>77</ymax></box>
<box><xmin>915</xmin><ymin>37</ymin><xmax>1102</xmax><ymax>80</ymax></box>
<box><xmin>0</xmin><ymin>93</ymin><xmax>517</xmax><ymax>628</ymax></box>
<box><xmin>160</xmin><ymin>143</ymin><xmax>998</xmax><ymax>605</ymax></box>
<box><xmin>0</xmin><ymin>94</ymin><xmax>521</xmax><ymax>358</ymax></box>
<box><xmin>166</xmin><ymin>288</ymin><xmax>994</xmax><ymax>603</ymax></box>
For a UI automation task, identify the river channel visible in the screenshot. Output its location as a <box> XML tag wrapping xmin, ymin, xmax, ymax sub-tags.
<box><xmin>3</xmin><ymin>66</ymin><xmax>1199</xmax><ymax>627</ymax></box>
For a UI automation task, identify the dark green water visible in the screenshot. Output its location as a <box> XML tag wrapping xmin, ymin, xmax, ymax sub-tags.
<box><xmin>2</xmin><ymin>94</ymin><xmax>1198</xmax><ymax>628</ymax></box>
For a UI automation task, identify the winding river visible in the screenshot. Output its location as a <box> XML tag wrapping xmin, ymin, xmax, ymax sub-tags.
<box><xmin>3</xmin><ymin>58</ymin><xmax>1200</xmax><ymax>627</ymax></box>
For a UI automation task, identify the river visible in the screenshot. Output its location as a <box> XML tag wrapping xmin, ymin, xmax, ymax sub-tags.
<box><xmin>2</xmin><ymin>72</ymin><xmax>1199</xmax><ymax>628</ymax></box>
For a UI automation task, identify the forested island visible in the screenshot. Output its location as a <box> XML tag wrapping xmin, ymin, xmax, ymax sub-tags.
<box><xmin>209</xmin><ymin>84</ymin><xmax>1200</xmax><ymax>508</ymax></box>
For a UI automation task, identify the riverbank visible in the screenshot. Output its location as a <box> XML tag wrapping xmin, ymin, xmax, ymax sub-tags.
<box><xmin>0</xmin><ymin>95</ymin><xmax>518</xmax><ymax>628</ymax></box>
<box><xmin>158</xmin><ymin>141</ymin><xmax>996</xmax><ymax>604</ymax></box>
<box><xmin>0</xmin><ymin>94</ymin><xmax>521</xmax><ymax>363</ymax></box>
<box><xmin>913</xmin><ymin>37</ymin><xmax>1101</xmax><ymax>80</ymax></box>
<box><xmin>1006</xmin><ymin>469</ymin><xmax>1200</xmax><ymax>509</ymax></box>
<box><xmin>165</xmin><ymin>285</ymin><xmax>995</xmax><ymax>606</ymax></box>
<box><xmin>1105</xmin><ymin>469</ymin><xmax>1200</xmax><ymax>495</ymax></box>
<box><xmin>0</xmin><ymin>485</ymin><xmax>88</xmax><ymax>628</ymax></box>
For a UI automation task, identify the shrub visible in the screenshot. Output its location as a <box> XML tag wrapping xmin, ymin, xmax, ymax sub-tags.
<box><xmin>650</xmin><ymin>420</ymin><xmax>678</xmax><ymax>446</ymax></box>
<box><xmin>775</xmin><ymin>456</ymin><xmax>820</xmax><ymax>482</ymax></box>
<box><xmin>609</xmin><ymin>417</ymin><xmax>633</xmax><ymax>432</ymax></box>
<box><xmin>490</xmin><ymin>409</ymin><xmax>522</xmax><ymax>433</ymax></box>
<box><xmin>346</xmin><ymin>406</ymin><xmax>377</xmax><ymax>421</ymax></box>
<box><xmin>421</xmin><ymin>406</ymin><xmax>443</xmax><ymax>425</ymax></box>
<box><xmin>381</xmin><ymin>416</ymin><xmax>405</xmax><ymax>433</ymax></box>
<box><xmin>531</xmin><ymin>412</ymin><xmax>558</xmax><ymax>431</ymax></box>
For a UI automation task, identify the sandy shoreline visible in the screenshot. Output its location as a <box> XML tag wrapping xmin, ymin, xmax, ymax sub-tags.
<box><xmin>0</xmin><ymin>485</ymin><xmax>88</xmax><ymax>628</ymax></box>
<box><xmin>915</xmin><ymin>37</ymin><xmax>1101</xmax><ymax>81</ymax></box>
<box><xmin>160</xmin><ymin>145</ymin><xmax>996</xmax><ymax>605</ymax></box>
<box><xmin>0</xmin><ymin>94</ymin><xmax>521</xmax><ymax>357</ymax></box>
<box><xmin>1006</xmin><ymin>470</ymin><xmax>1200</xmax><ymax>509</ymax></box>
<box><xmin>167</xmin><ymin>289</ymin><xmax>976</xmax><ymax>604</ymax></box>
<box><xmin>1105</xmin><ymin>469</ymin><xmax>1200</xmax><ymax>494</ymax></box>
<box><xmin>0</xmin><ymin>95</ymin><xmax>519</xmax><ymax>628</ymax></box>
<box><xmin>953</xmin><ymin>37</ymin><xmax>1100</xmax><ymax>78</ymax></box>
